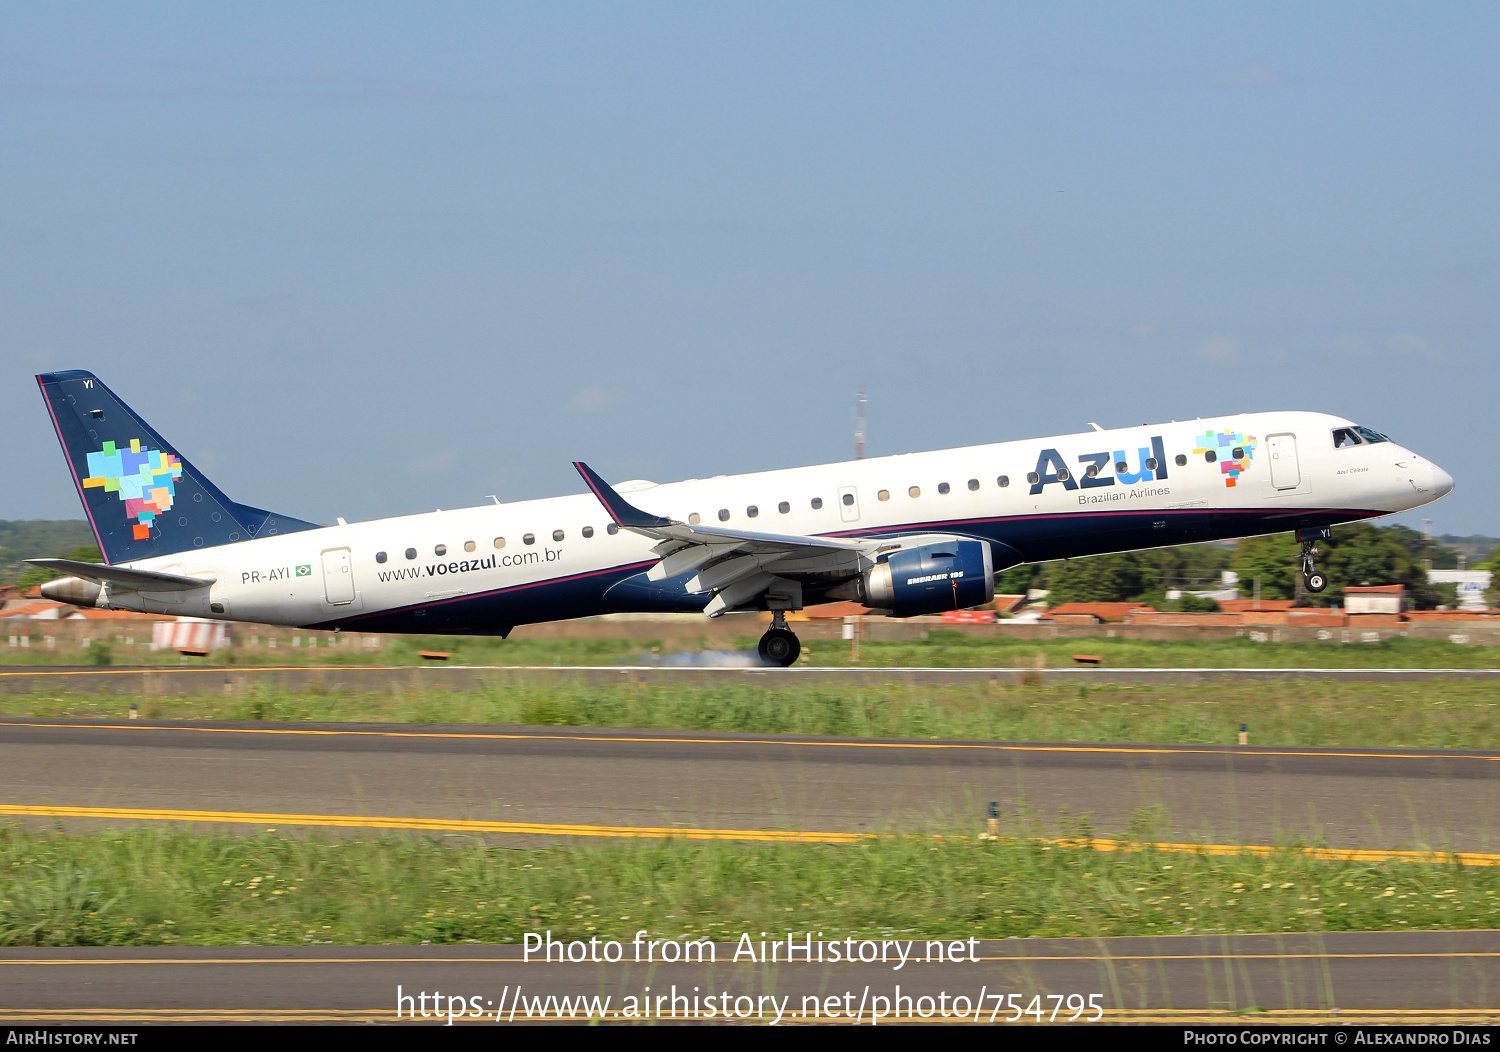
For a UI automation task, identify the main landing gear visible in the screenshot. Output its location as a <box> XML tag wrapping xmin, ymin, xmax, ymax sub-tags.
<box><xmin>758</xmin><ymin>610</ymin><xmax>802</xmax><ymax>667</ymax></box>
<box><xmin>1300</xmin><ymin>534</ymin><xmax>1328</xmax><ymax>593</ymax></box>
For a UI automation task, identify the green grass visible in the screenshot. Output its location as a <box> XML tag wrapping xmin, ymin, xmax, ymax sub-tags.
<box><xmin>3</xmin><ymin>821</ymin><xmax>1496</xmax><ymax>947</ymax></box>
<box><xmin>3</xmin><ymin>630</ymin><xmax>1495</xmax><ymax>669</ymax></box>
<box><xmin>807</xmin><ymin>630</ymin><xmax>1500</xmax><ymax>669</ymax></box>
<box><xmin>4</xmin><ymin>679</ymin><xmax>1500</xmax><ymax>749</ymax></box>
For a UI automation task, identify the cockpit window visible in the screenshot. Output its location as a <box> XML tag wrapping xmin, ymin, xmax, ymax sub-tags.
<box><xmin>1332</xmin><ymin>428</ymin><xmax>1362</xmax><ymax>448</ymax></box>
<box><xmin>1354</xmin><ymin>426</ymin><xmax>1389</xmax><ymax>444</ymax></box>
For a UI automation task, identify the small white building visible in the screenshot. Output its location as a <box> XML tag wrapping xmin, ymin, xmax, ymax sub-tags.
<box><xmin>1343</xmin><ymin>584</ymin><xmax>1405</xmax><ymax>614</ymax></box>
<box><xmin>1427</xmin><ymin>569</ymin><xmax>1493</xmax><ymax>612</ymax></box>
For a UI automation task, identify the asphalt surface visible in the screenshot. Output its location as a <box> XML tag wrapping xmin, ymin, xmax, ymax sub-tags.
<box><xmin>2</xmin><ymin>717</ymin><xmax>1500</xmax><ymax>850</ymax></box>
<box><xmin>2</xmin><ymin>663</ymin><xmax>1498</xmax><ymax>696</ymax></box>
<box><xmin>1</xmin><ymin>931</ymin><xmax>1496</xmax><ymax>1024</ymax></box>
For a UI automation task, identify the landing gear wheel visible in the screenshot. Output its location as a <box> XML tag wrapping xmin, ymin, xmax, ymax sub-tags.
<box><xmin>758</xmin><ymin>628</ymin><xmax>801</xmax><ymax>667</ymax></box>
<box><xmin>1298</xmin><ymin>534</ymin><xmax>1327</xmax><ymax>596</ymax></box>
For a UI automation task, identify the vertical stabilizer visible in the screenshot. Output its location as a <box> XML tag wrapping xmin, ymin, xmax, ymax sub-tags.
<box><xmin>37</xmin><ymin>370</ymin><xmax>320</xmax><ymax>564</ymax></box>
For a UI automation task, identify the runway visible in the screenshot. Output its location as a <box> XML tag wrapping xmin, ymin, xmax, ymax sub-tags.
<box><xmin>5</xmin><ymin>718</ymin><xmax>1500</xmax><ymax>1025</ymax></box>
<box><xmin>1</xmin><ymin>663</ymin><xmax>1498</xmax><ymax>696</ymax></box>
<box><xmin>1</xmin><ymin>931</ymin><xmax>1497</xmax><ymax>1024</ymax></box>
<box><xmin>2</xmin><ymin>717</ymin><xmax>1499</xmax><ymax>850</ymax></box>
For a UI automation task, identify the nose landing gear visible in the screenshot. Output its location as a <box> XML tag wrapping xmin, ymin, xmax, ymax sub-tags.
<box><xmin>1297</xmin><ymin>527</ymin><xmax>1331</xmax><ymax>593</ymax></box>
<box><xmin>757</xmin><ymin>610</ymin><xmax>802</xmax><ymax>667</ymax></box>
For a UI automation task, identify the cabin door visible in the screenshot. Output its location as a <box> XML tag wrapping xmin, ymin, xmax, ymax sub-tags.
<box><xmin>321</xmin><ymin>547</ymin><xmax>356</xmax><ymax>605</ymax></box>
<box><xmin>1267</xmin><ymin>434</ymin><xmax>1301</xmax><ymax>490</ymax></box>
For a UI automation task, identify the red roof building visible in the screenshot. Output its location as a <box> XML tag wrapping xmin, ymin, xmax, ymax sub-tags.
<box><xmin>1046</xmin><ymin>602</ymin><xmax>1156</xmax><ymax>624</ymax></box>
<box><xmin>0</xmin><ymin>601</ymin><xmax>71</xmax><ymax>620</ymax></box>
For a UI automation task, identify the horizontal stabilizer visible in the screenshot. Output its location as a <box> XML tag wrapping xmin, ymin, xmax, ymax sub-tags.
<box><xmin>25</xmin><ymin>558</ymin><xmax>214</xmax><ymax>592</ymax></box>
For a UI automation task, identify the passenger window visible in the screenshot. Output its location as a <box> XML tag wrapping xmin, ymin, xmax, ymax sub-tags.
<box><xmin>842</xmin><ymin>493</ymin><xmax>854</xmax><ymax>506</ymax></box>
<box><xmin>908</xmin><ymin>486</ymin><xmax>921</xmax><ymax>498</ymax></box>
<box><xmin>1085</xmin><ymin>464</ymin><xmax>1099</xmax><ymax>478</ymax></box>
<box><xmin>405</xmin><ymin>548</ymin><xmax>417</xmax><ymax>560</ymax></box>
<box><xmin>523</xmin><ymin>534</ymin><xmax>535</xmax><ymax>545</ymax></box>
<box><xmin>1025</xmin><ymin>472</ymin><xmax>1040</xmax><ymax>485</ymax></box>
<box><xmin>1232</xmin><ymin>447</ymin><xmax>1244</xmax><ymax>459</ymax></box>
<box><xmin>376</xmin><ymin>551</ymin><xmax>387</xmax><ymax>564</ymax></box>
<box><xmin>938</xmin><ymin>482</ymin><xmax>950</xmax><ymax>495</ymax></box>
<box><xmin>1333</xmin><ymin>428</ymin><xmax>1362</xmax><ymax>448</ymax></box>
<box><xmin>967</xmin><ymin>479</ymin><xmax>979</xmax><ymax>491</ymax></box>
<box><xmin>811</xmin><ymin>498</ymin><xmax>823</xmax><ymax>510</ymax></box>
<box><xmin>464</xmin><ymin>541</ymin><xmax>476</xmax><ymax>553</ymax></box>
<box><xmin>877</xmin><ymin>489</ymin><xmax>890</xmax><ymax>501</ymax></box>
<box><xmin>582</xmin><ymin>526</ymin><xmax>594</xmax><ymax>538</ymax></box>
<box><xmin>552</xmin><ymin>529</ymin><xmax>564</xmax><ymax>541</ymax></box>
<box><xmin>1175</xmin><ymin>454</ymin><xmax>1187</xmax><ymax>467</ymax></box>
<box><xmin>1115</xmin><ymin>460</ymin><xmax>1128</xmax><ymax>473</ymax></box>
<box><xmin>1204</xmin><ymin>450</ymin><xmax>1217</xmax><ymax>463</ymax></box>
<box><xmin>688</xmin><ymin>513</ymin><xmax>702</xmax><ymax>525</ymax></box>
<box><xmin>717</xmin><ymin>509</ymin><xmax>730</xmax><ymax>521</ymax></box>
<box><xmin>435</xmin><ymin>544</ymin><xmax>447</xmax><ymax>556</ymax></box>
<box><xmin>1056</xmin><ymin>468</ymin><xmax>1071</xmax><ymax>482</ymax></box>
<box><xmin>747</xmin><ymin>506</ymin><xmax>758</xmax><ymax>518</ymax></box>
<box><xmin>606</xmin><ymin>523</ymin><xmax>619</xmax><ymax>535</ymax></box>
<box><xmin>1144</xmin><ymin>459</ymin><xmax>1157</xmax><ymax>472</ymax></box>
<box><xmin>997</xmin><ymin>476</ymin><xmax>1009</xmax><ymax>488</ymax></box>
<box><xmin>778</xmin><ymin>501</ymin><xmax>790</xmax><ymax>514</ymax></box>
<box><xmin>493</xmin><ymin>537</ymin><xmax>506</xmax><ymax>549</ymax></box>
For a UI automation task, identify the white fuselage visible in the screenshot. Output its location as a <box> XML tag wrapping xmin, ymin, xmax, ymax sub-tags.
<box><xmin>92</xmin><ymin>411</ymin><xmax>1452</xmax><ymax>631</ymax></box>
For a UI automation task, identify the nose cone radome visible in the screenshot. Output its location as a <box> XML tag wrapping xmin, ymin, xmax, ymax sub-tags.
<box><xmin>1430</xmin><ymin>462</ymin><xmax>1455</xmax><ymax>500</ymax></box>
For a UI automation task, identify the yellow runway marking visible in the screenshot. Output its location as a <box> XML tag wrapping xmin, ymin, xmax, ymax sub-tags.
<box><xmin>1055</xmin><ymin>835</ymin><xmax>1500</xmax><ymax>867</ymax></box>
<box><xmin>0</xmin><ymin>666</ymin><xmax>413</xmax><ymax>676</ymax></box>
<box><xmin>5</xmin><ymin>802</ymin><xmax>1500</xmax><ymax>866</ymax></box>
<box><xmin>5</xmin><ymin>718</ymin><xmax>1500</xmax><ymax>764</ymax></box>
<box><xmin>0</xmin><ymin>803</ymin><xmax>868</xmax><ymax>843</ymax></box>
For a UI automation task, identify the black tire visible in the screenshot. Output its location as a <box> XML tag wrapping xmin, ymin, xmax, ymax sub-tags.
<box><xmin>1305</xmin><ymin>571</ymin><xmax>1328</xmax><ymax>593</ymax></box>
<box><xmin>757</xmin><ymin>628</ymin><xmax>801</xmax><ymax>667</ymax></box>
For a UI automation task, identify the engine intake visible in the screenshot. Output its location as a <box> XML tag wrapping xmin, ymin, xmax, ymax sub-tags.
<box><xmin>865</xmin><ymin>539</ymin><xmax>994</xmax><ymax>617</ymax></box>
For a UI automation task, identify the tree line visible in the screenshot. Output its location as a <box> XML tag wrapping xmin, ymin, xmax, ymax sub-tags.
<box><xmin>998</xmin><ymin>524</ymin><xmax>1497</xmax><ymax>611</ymax></box>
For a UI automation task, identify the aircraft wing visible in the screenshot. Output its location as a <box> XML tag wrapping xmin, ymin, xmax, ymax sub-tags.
<box><xmin>573</xmin><ymin>461</ymin><xmax>879</xmax><ymax>615</ymax></box>
<box><xmin>25</xmin><ymin>558</ymin><xmax>215</xmax><ymax>592</ymax></box>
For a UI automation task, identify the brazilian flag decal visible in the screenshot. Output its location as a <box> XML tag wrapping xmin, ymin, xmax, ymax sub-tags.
<box><xmin>296</xmin><ymin>564</ymin><xmax>312</xmax><ymax>577</ymax></box>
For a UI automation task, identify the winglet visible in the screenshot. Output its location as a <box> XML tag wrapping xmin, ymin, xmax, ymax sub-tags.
<box><xmin>572</xmin><ymin>462</ymin><xmax>674</xmax><ymax>528</ymax></box>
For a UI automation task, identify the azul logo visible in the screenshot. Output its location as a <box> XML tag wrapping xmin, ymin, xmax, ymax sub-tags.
<box><xmin>81</xmin><ymin>439</ymin><xmax>184</xmax><ymax>540</ymax></box>
<box><xmin>1193</xmin><ymin>429</ymin><xmax>1257</xmax><ymax>488</ymax></box>
<box><xmin>1029</xmin><ymin>437</ymin><xmax>1168</xmax><ymax>495</ymax></box>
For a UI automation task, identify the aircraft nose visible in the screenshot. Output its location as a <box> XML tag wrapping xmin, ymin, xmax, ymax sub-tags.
<box><xmin>1430</xmin><ymin>462</ymin><xmax>1455</xmax><ymax>499</ymax></box>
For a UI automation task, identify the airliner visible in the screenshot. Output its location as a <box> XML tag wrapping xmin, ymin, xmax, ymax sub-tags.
<box><xmin>32</xmin><ymin>370</ymin><xmax>1454</xmax><ymax>666</ymax></box>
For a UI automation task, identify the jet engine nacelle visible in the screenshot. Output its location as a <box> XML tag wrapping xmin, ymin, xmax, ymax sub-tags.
<box><xmin>39</xmin><ymin>576</ymin><xmax>101</xmax><ymax>608</ymax></box>
<box><xmin>864</xmin><ymin>538</ymin><xmax>995</xmax><ymax>617</ymax></box>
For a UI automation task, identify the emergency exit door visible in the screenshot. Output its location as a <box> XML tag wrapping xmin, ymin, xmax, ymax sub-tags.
<box><xmin>838</xmin><ymin>486</ymin><xmax>860</xmax><ymax>522</ymax></box>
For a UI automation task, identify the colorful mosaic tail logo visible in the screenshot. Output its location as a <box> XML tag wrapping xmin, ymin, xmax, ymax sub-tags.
<box><xmin>81</xmin><ymin>439</ymin><xmax>184</xmax><ymax>540</ymax></box>
<box><xmin>1192</xmin><ymin>429</ymin><xmax>1257</xmax><ymax>487</ymax></box>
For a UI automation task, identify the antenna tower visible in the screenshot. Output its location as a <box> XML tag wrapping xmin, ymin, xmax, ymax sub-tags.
<box><xmin>855</xmin><ymin>389</ymin><xmax>866</xmax><ymax>460</ymax></box>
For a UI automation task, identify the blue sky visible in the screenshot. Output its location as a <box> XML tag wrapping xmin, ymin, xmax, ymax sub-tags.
<box><xmin>4</xmin><ymin>3</ymin><xmax>1496</xmax><ymax>533</ymax></box>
